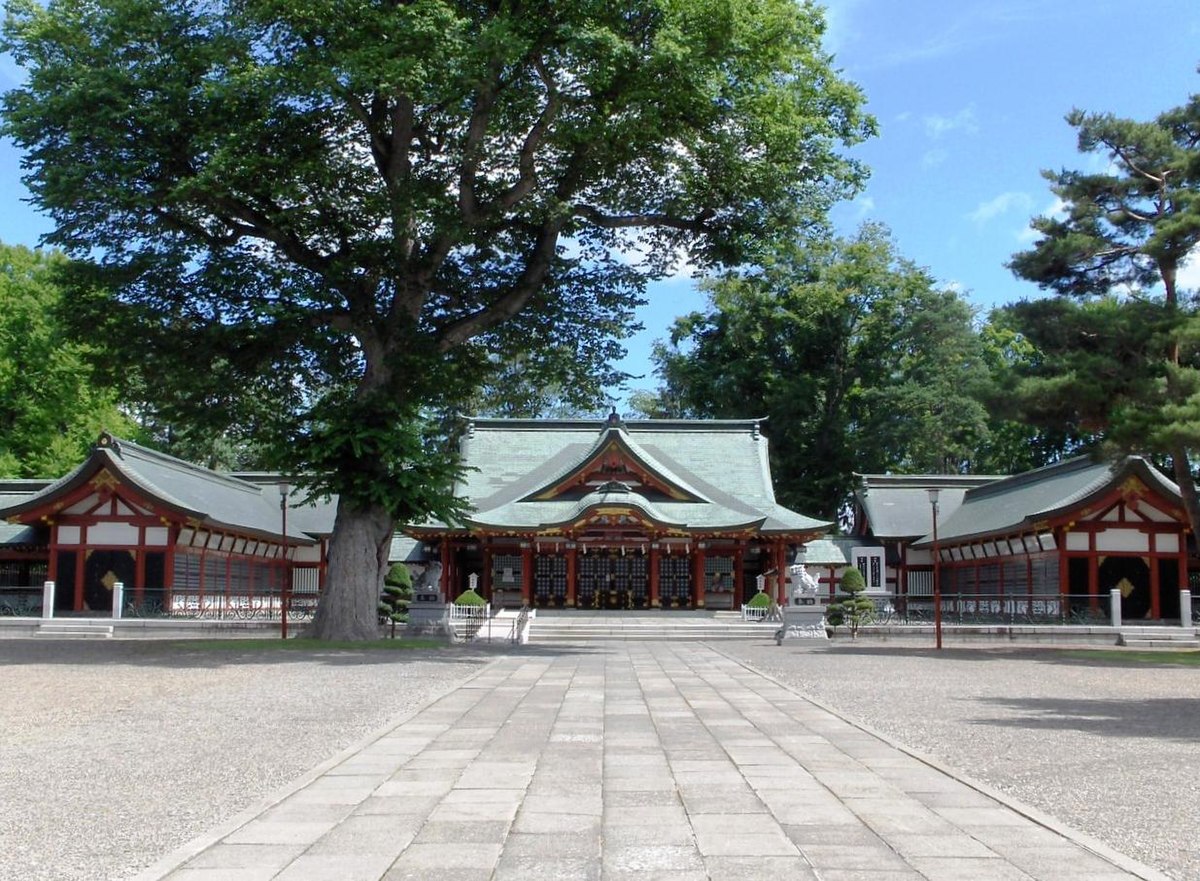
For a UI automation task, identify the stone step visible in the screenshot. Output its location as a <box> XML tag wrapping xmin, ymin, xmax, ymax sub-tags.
<box><xmin>527</xmin><ymin>624</ymin><xmax>775</xmax><ymax>642</ymax></box>
<box><xmin>1118</xmin><ymin>637</ymin><xmax>1200</xmax><ymax>649</ymax></box>
<box><xmin>35</xmin><ymin>622</ymin><xmax>114</xmax><ymax>639</ymax></box>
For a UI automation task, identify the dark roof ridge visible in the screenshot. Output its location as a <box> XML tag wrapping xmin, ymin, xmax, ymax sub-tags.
<box><xmin>960</xmin><ymin>454</ymin><xmax>1112</xmax><ymax>503</ymax></box>
<box><xmin>465</xmin><ymin>417</ymin><xmax>768</xmax><ymax>432</ymax></box>
<box><xmin>856</xmin><ymin>473</ymin><xmax>1003</xmax><ymax>488</ymax></box>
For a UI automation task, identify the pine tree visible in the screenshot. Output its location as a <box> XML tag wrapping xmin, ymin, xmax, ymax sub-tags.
<box><xmin>378</xmin><ymin>563</ymin><xmax>412</xmax><ymax>639</ymax></box>
<box><xmin>828</xmin><ymin>566</ymin><xmax>875</xmax><ymax>639</ymax></box>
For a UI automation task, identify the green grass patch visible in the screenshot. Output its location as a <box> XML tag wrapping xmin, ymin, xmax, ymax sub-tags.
<box><xmin>1061</xmin><ymin>648</ymin><xmax>1200</xmax><ymax>666</ymax></box>
<box><xmin>179</xmin><ymin>637</ymin><xmax>445</xmax><ymax>652</ymax></box>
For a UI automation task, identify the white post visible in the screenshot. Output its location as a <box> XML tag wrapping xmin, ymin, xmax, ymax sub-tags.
<box><xmin>1180</xmin><ymin>590</ymin><xmax>1192</xmax><ymax>629</ymax></box>
<box><xmin>1110</xmin><ymin>589</ymin><xmax>1122</xmax><ymax>630</ymax></box>
<box><xmin>42</xmin><ymin>580</ymin><xmax>55</xmax><ymax>619</ymax></box>
<box><xmin>112</xmin><ymin>581</ymin><xmax>124</xmax><ymax>620</ymax></box>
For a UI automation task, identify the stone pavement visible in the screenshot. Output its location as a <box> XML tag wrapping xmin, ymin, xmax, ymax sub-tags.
<box><xmin>140</xmin><ymin>643</ymin><xmax>1166</xmax><ymax>881</ymax></box>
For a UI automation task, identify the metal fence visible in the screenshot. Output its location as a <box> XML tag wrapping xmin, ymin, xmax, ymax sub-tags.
<box><xmin>0</xmin><ymin>585</ymin><xmax>43</xmax><ymax>616</ymax></box>
<box><xmin>123</xmin><ymin>586</ymin><xmax>319</xmax><ymax>621</ymax></box>
<box><xmin>884</xmin><ymin>593</ymin><xmax>1111</xmax><ymax>626</ymax></box>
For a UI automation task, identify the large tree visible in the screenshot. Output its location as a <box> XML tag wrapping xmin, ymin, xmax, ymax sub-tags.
<box><xmin>0</xmin><ymin>242</ymin><xmax>141</xmax><ymax>477</ymax></box>
<box><xmin>3</xmin><ymin>0</ymin><xmax>873</xmax><ymax>638</ymax></box>
<box><xmin>647</xmin><ymin>224</ymin><xmax>994</xmax><ymax>520</ymax></box>
<box><xmin>1009</xmin><ymin>85</ymin><xmax>1200</xmax><ymax>535</ymax></box>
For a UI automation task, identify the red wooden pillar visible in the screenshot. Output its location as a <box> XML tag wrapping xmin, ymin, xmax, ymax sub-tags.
<box><xmin>693</xmin><ymin>544</ymin><xmax>707</xmax><ymax>609</ymax></box>
<box><xmin>482</xmin><ymin>542</ymin><xmax>493</xmax><ymax>602</ymax></box>
<box><xmin>1087</xmin><ymin>555</ymin><xmax>1098</xmax><ymax>610</ymax></box>
<box><xmin>649</xmin><ymin>544</ymin><xmax>661</xmax><ymax>608</ymax></box>
<box><xmin>1150</xmin><ymin>550</ymin><xmax>1161</xmax><ymax>619</ymax></box>
<box><xmin>733</xmin><ymin>543</ymin><xmax>745</xmax><ymax>608</ymax></box>
<box><xmin>567</xmin><ymin>545</ymin><xmax>578</xmax><ymax>608</ymax></box>
<box><xmin>74</xmin><ymin>550</ymin><xmax>85</xmax><ymax>612</ymax></box>
<box><xmin>520</xmin><ymin>543</ymin><xmax>533</xmax><ymax>606</ymax></box>
<box><xmin>135</xmin><ymin>541</ymin><xmax>146</xmax><ymax>605</ymax></box>
<box><xmin>775</xmin><ymin>542</ymin><xmax>787</xmax><ymax>604</ymax></box>
<box><xmin>439</xmin><ymin>540</ymin><xmax>451</xmax><ymax>602</ymax></box>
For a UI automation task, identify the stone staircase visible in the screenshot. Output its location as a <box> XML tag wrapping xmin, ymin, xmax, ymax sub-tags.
<box><xmin>34</xmin><ymin>620</ymin><xmax>115</xmax><ymax>639</ymax></box>
<box><xmin>1117</xmin><ymin>625</ymin><xmax>1200</xmax><ymax>649</ymax></box>
<box><xmin>525</xmin><ymin>611</ymin><xmax>778</xmax><ymax>644</ymax></box>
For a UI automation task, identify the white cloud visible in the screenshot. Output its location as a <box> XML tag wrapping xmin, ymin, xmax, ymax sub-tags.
<box><xmin>822</xmin><ymin>0</ymin><xmax>869</xmax><ymax>56</ymax></box>
<box><xmin>1013</xmin><ymin>196</ymin><xmax>1067</xmax><ymax>242</ymax></box>
<box><xmin>921</xmin><ymin>148</ymin><xmax>949</xmax><ymax>169</ymax></box>
<box><xmin>848</xmin><ymin>194</ymin><xmax>875</xmax><ymax>220</ymax></box>
<box><xmin>925</xmin><ymin>105</ymin><xmax>979</xmax><ymax>139</ymax></box>
<box><xmin>968</xmin><ymin>191</ymin><xmax>1033</xmax><ymax>225</ymax></box>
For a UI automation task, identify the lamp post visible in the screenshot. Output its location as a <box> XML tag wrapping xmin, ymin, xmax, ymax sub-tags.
<box><xmin>279</xmin><ymin>481</ymin><xmax>290</xmax><ymax>640</ymax></box>
<box><xmin>927</xmin><ymin>487</ymin><xmax>942</xmax><ymax>650</ymax></box>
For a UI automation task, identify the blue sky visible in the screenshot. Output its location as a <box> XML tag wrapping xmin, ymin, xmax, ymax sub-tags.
<box><xmin>2</xmin><ymin>1</ymin><xmax>1199</xmax><ymax>408</ymax></box>
<box><xmin>614</xmin><ymin>0</ymin><xmax>1200</xmax><ymax>402</ymax></box>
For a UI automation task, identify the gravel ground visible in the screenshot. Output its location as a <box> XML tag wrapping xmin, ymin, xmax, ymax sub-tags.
<box><xmin>721</xmin><ymin>640</ymin><xmax>1200</xmax><ymax>881</ymax></box>
<box><xmin>0</xmin><ymin>639</ymin><xmax>491</xmax><ymax>881</ymax></box>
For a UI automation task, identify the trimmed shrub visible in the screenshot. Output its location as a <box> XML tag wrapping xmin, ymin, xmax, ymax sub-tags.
<box><xmin>378</xmin><ymin>564</ymin><xmax>413</xmax><ymax>637</ymax></box>
<box><xmin>827</xmin><ymin>566</ymin><xmax>875</xmax><ymax>638</ymax></box>
<box><xmin>746</xmin><ymin>589</ymin><xmax>771</xmax><ymax>609</ymax></box>
<box><xmin>453</xmin><ymin>588</ymin><xmax>486</xmax><ymax>606</ymax></box>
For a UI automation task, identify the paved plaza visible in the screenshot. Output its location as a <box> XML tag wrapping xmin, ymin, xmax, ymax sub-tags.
<box><xmin>136</xmin><ymin>643</ymin><xmax>1166</xmax><ymax>881</ymax></box>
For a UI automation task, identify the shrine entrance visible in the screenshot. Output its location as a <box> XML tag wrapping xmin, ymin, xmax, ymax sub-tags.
<box><xmin>578</xmin><ymin>550</ymin><xmax>649</xmax><ymax>609</ymax></box>
<box><xmin>1099</xmin><ymin>555</ymin><xmax>1152</xmax><ymax>621</ymax></box>
<box><xmin>82</xmin><ymin>549</ymin><xmax>135</xmax><ymax>613</ymax></box>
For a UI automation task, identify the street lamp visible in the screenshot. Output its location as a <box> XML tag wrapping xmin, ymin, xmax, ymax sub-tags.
<box><xmin>279</xmin><ymin>481</ymin><xmax>290</xmax><ymax>640</ymax></box>
<box><xmin>927</xmin><ymin>487</ymin><xmax>942</xmax><ymax>650</ymax></box>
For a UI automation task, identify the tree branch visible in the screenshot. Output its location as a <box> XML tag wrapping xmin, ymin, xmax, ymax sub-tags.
<box><xmin>435</xmin><ymin>217</ymin><xmax>566</xmax><ymax>350</ymax></box>
<box><xmin>573</xmin><ymin>204</ymin><xmax>716</xmax><ymax>232</ymax></box>
<box><xmin>458</xmin><ymin>59</ymin><xmax>505</xmax><ymax>224</ymax></box>
<box><xmin>492</xmin><ymin>57</ymin><xmax>561</xmax><ymax>213</ymax></box>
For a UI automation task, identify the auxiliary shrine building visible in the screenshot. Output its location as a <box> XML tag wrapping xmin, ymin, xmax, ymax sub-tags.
<box><xmin>407</xmin><ymin>415</ymin><xmax>830</xmax><ymax>610</ymax></box>
<box><xmin>0</xmin><ymin>434</ymin><xmax>333</xmax><ymax>614</ymax></box>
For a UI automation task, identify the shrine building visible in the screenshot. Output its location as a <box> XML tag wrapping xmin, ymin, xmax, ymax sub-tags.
<box><xmin>406</xmin><ymin>414</ymin><xmax>830</xmax><ymax>609</ymax></box>
<box><xmin>0</xmin><ymin>434</ymin><xmax>333</xmax><ymax>614</ymax></box>
<box><xmin>853</xmin><ymin>455</ymin><xmax>1190</xmax><ymax>621</ymax></box>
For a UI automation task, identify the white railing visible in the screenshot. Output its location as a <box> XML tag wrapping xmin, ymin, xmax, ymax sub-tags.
<box><xmin>741</xmin><ymin>604</ymin><xmax>769</xmax><ymax>621</ymax></box>
<box><xmin>448</xmin><ymin>602</ymin><xmax>491</xmax><ymax>621</ymax></box>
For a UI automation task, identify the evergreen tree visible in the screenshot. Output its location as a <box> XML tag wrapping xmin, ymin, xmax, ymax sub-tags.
<box><xmin>1009</xmin><ymin>82</ymin><xmax>1200</xmax><ymax>534</ymax></box>
<box><xmin>653</xmin><ymin>224</ymin><xmax>993</xmax><ymax>520</ymax></box>
<box><xmin>378</xmin><ymin>563</ymin><xmax>412</xmax><ymax>639</ymax></box>
<box><xmin>827</xmin><ymin>565</ymin><xmax>874</xmax><ymax>639</ymax></box>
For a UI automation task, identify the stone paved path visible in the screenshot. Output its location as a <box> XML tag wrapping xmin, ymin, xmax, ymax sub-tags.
<box><xmin>141</xmin><ymin>644</ymin><xmax>1164</xmax><ymax>881</ymax></box>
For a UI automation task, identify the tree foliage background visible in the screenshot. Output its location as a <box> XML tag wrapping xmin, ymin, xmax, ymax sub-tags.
<box><xmin>640</xmin><ymin>224</ymin><xmax>1040</xmax><ymax>520</ymax></box>
<box><xmin>2</xmin><ymin>0</ymin><xmax>873</xmax><ymax>637</ymax></box>
<box><xmin>0</xmin><ymin>243</ymin><xmax>141</xmax><ymax>477</ymax></box>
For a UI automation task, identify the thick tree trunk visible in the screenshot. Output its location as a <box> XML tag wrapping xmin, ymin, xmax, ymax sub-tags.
<box><xmin>310</xmin><ymin>499</ymin><xmax>395</xmax><ymax>641</ymax></box>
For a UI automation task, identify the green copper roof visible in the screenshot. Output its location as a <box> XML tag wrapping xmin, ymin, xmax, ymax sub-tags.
<box><xmin>440</xmin><ymin>417</ymin><xmax>829</xmax><ymax>535</ymax></box>
<box><xmin>911</xmin><ymin>455</ymin><xmax>1181</xmax><ymax>546</ymax></box>
<box><xmin>855</xmin><ymin>473</ymin><xmax>1004</xmax><ymax>538</ymax></box>
<box><xmin>0</xmin><ymin>435</ymin><xmax>336</xmax><ymax>543</ymax></box>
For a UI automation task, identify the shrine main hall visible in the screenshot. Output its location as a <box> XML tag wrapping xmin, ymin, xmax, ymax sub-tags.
<box><xmin>407</xmin><ymin>414</ymin><xmax>829</xmax><ymax>610</ymax></box>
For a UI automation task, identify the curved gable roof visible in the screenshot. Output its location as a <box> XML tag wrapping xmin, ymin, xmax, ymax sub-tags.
<box><xmin>0</xmin><ymin>435</ymin><xmax>327</xmax><ymax>543</ymax></box>
<box><xmin>435</xmin><ymin>417</ymin><xmax>830</xmax><ymax>536</ymax></box>
<box><xmin>912</xmin><ymin>455</ymin><xmax>1182</xmax><ymax>546</ymax></box>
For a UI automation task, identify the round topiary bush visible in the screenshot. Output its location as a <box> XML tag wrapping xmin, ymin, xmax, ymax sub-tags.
<box><xmin>453</xmin><ymin>588</ymin><xmax>486</xmax><ymax>606</ymax></box>
<box><xmin>746</xmin><ymin>590</ymin><xmax>771</xmax><ymax>608</ymax></box>
<box><xmin>840</xmin><ymin>566</ymin><xmax>866</xmax><ymax>591</ymax></box>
